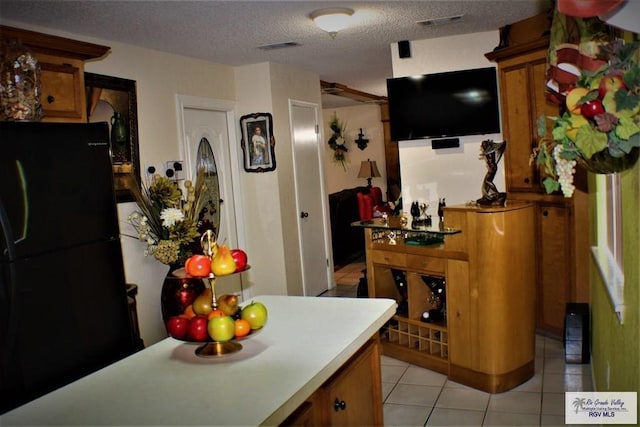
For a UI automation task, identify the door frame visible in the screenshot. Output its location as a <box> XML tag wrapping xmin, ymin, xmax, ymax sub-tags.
<box><xmin>289</xmin><ymin>99</ymin><xmax>335</xmax><ymax>294</ymax></box>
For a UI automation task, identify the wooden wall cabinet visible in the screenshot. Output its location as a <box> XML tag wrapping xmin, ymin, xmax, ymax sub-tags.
<box><xmin>361</xmin><ymin>203</ymin><xmax>537</xmax><ymax>393</ymax></box>
<box><xmin>282</xmin><ymin>339</ymin><xmax>383</xmax><ymax>426</ymax></box>
<box><xmin>0</xmin><ymin>25</ymin><xmax>109</xmax><ymax>122</ymax></box>
<box><xmin>486</xmin><ymin>39</ymin><xmax>590</xmax><ymax>337</ymax></box>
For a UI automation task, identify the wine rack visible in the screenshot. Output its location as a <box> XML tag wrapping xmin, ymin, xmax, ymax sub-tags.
<box><xmin>384</xmin><ymin>317</ymin><xmax>448</xmax><ymax>359</ymax></box>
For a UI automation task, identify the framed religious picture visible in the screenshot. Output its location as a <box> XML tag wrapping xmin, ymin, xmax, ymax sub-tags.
<box><xmin>240</xmin><ymin>112</ymin><xmax>276</xmax><ymax>172</ymax></box>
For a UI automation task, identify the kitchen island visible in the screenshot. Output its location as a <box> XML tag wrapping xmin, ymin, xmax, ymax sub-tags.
<box><xmin>1</xmin><ymin>295</ymin><xmax>396</xmax><ymax>426</ymax></box>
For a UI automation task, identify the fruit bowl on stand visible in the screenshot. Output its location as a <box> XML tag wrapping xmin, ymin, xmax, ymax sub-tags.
<box><xmin>161</xmin><ymin>230</ymin><xmax>267</xmax><ymax>358</ymax></box>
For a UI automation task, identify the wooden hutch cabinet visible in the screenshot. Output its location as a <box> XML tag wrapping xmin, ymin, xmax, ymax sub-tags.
<box><xmin>357</xmin><ymin>202</ymin><xmax>537</xmax><ymax>393</ymax></box>
<box><xmin>0</xmin><ymin>25</ymin><xmax>110</xmax><ymax>122</ymax></box>
<box><xmin>486</xmin><ymin>38</ymin><xmax>590</xmax><ymax>337</ymax></box>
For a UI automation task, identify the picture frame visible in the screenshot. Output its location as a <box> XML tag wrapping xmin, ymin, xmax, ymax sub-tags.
<box><xmin>84</xmin><ymin>72</ymin><xmax>141</xmax><ymax>203</ymax></box>
<box><xmin>240</xmin><ymin>112</ymin><xmax>276</xmax><ymax>172</ymax></box>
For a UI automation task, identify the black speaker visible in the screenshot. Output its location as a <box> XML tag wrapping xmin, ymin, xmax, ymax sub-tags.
<box><xmin>432</xmin><ymin>138</ymin><xmax>460</xmax><ymax>149</ymax></box>
<box><xmin>564</xmin><ymin>303</ymin><xmax>590</xmax><ymax>364</ymax></box>
<box><xmin>398</xmin><ymin>40</ymin><xmax>411</xmax><ymax>58</ymax></box>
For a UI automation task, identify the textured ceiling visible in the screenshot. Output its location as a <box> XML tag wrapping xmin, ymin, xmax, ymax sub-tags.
<box><xmin>1</xmin><ymin>1</ymin><xmax>551</xmax><ymax>105</ymax></box>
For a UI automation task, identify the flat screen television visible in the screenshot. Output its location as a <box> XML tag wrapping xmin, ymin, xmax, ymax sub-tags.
<box><xmin>387</xmin><ymin>67</ymin><xmax>501</xmax><ymax>141</ymax></box>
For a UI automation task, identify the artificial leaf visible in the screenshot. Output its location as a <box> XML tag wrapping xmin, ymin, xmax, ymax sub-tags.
<box><xmin>537</xmin><ymin>115</ymin><xmax>548</xmax><ymax>138</ymax></box>
<box><xmin>594</xmin><ymin>112</ymin><xmax>617</xmax><ymax>133</ymax></box>
<box><xmin>552</xmin><ymin>120</ymin><xmax>569</xmax><ymax>141</ymax></box>
<box><xmin>616</xmin><ymin>41</ymin><xmax>640</xmax><ymax>68</ymax></box>
<box><xmin>614</xmin><ymin>89</ymin><xmax>640</xmax><ymax>112</ymax></box>
<box><xmin>623</xmin><ymin>64</ymin><xmax>640</xmax><ymax>89</ymax></box>
<box><xmin>559</xmin><ymin>144</ymin><xmax>580</xmax><ymax>160</ymax></box>
<box><xmin>575</xmin><ymin>126</ymin><xmax>608</xmax><ymax>159</ymax></box>
<box><xmin>542</xmin><ymin>177</ymin><xmax>560</xmax><ymax>194</ymax></box>
<box><xmin>612</xmin><ymin>137</ymin><xmax>636</xmax><ymax>155</ymax></box>
<box><xmin>579</xmin><ymin>90</ymin><xmax>599</xmax><ymax>105</ymax></box>
<box><xmin>615</xmin><ymin>116</ymin><xmax>640</xmax><ymax>140</ymax></box>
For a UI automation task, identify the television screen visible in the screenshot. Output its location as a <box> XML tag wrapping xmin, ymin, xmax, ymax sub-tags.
<box><xmin>387</xmin><ymin>67</ymin><xmax>501</xmax><ymax>141</ymax></box>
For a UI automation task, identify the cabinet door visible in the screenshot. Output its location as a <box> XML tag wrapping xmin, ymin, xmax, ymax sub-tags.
<box><xmin>446</xmin><ymin>260</ymin><xmax>471</xmax><ymax>369</ymax></box>
<box><xmin>538</xmin><ymin>204</ymin><xmax>572</xmax><ymax>335</ymax></box>
<box><xmin>325</xmin><ymin>340</ymin><xmax>382</xmax><ymax>426</ymax></box>
<box><xmin>36</xmin><ymin>53</ymin><xmax>86</xmax><ymax>122</ymax></box>
<box><xmin>500</xmin><ymin>49</ymin><xmax>559</xmax><ymax>194</ymax></box>
<box><xmin>501</xmin><ymin>63</ymin><xmax>537</xmax><ymax>192</ymax></box>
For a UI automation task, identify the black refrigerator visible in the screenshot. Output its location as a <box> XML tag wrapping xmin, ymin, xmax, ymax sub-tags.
<box><xmin>0</xmin><ymin>122</ymin><xmax>135</xmax><ymax>414</ymax></box>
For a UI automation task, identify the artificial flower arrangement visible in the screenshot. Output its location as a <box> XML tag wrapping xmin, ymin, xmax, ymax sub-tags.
<box><xmin>327</xmin><ymin>111</ymin><xmax>348</xmax><ymax>170</ymax></box>
<box><xmin>127</xmin><ymin>169</ymin><xmax>207</xmax><ymax>265</ymax></box>
<box><xmin>533</xmin><ymin>40</ymin><xmax>640</xmax><ymax>197</ymax></box>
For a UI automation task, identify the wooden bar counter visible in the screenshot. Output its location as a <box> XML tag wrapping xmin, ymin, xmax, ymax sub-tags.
<box><xmin>357</xmin><ymin>201</ymin><xmax>536</xmax><ymax>393</ymax></box>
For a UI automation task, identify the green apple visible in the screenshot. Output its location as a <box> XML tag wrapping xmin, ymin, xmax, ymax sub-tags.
<box><xmin>241</xmin><ymin>301</ymin><xmax>268</xmax><ymax>330</ymax></box>
<box><xmin>207</xmin><ymin>315</ymin><xmax>235</xmax><ymax>342</ymax></box>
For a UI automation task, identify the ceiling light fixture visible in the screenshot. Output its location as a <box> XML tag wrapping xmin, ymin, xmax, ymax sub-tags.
<box><xmin>311</xmin><ymin>8</ymin><xmax>354</xmax><ymax>39</ymax></box>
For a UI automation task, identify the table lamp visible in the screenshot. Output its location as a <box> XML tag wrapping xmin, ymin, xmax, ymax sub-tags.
<box><xmin>357</xmin><ymin>159</ymin><xmax>381</xmax><ymax>188</ymax></box>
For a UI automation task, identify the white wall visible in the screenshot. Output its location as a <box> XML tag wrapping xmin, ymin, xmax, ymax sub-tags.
<box><xmin>322</xmin><ymin>104</ymin><xmax>386</xmax><ymax>195</ymax></box>
<box><xmin>234</xmin><ymin>63</ymin><xmax>288</xmax><ymax>298</ymax></box>
<box><xmin>391</xmin><ymin>32</ymin><xmax>505</xmax><ymax>217</ymax></box>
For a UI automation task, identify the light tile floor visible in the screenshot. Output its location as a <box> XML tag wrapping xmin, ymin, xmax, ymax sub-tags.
<box><xmin>326</xmin><ymin>262</ymin><xmax>594</xmax><ymax>426</ymax></box>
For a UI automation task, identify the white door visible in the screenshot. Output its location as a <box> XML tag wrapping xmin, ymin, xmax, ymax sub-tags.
<box><xmin>176</xmin><ymin>96</ymin><xmax>247</xmax><ymax>299</ymax></box>
<box><xmin>290</xmin><ymin>100</ymin><xmax>332</xmax><ymax>296</ymax></box>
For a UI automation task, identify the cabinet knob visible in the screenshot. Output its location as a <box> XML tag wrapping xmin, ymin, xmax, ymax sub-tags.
<box><xmin>524</xmin><ymin>177</ymin><xmax>530</xmax><ymax>184</ymax></box>
<box><xmin>47</xmin><ymin>95</ymin><xmax>55</xmax><ymax>104</ymax></box>
<box><xmin>542</xmin><ymin>210</ymin><xmax>549</xmax><ymax>217</ymax></box>
<box><xmin>333</xmin><ymin>399</ymin><xmax>346</xmax><ymax>411</ymax></box>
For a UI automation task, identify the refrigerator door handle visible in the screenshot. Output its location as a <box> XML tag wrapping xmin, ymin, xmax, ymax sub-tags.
<box><xmin>13</xmin><ymin>160</ymin><xmax>28</xmax><ymax>244</ymax></box>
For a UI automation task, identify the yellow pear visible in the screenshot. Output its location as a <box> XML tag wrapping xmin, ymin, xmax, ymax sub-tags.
<box><xmin>211</xmin><ymin>245</ymin><xmax>236</xmax><ymax>276</ymax></box>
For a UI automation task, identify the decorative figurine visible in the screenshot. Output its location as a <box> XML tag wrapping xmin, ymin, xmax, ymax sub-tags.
<box><xmin>477</xmin><ymin>139</ymin><xmax>507</xmax><ymax>206</ymax></box>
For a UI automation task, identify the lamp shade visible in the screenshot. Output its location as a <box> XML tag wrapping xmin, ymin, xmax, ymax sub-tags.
<box><xmin>358</xmin><ymin>159</ymin><xmax>381</xmax><ymax>179</ymax></box>
<box><xmin>311</xmin><ymin>8</ymin><xmax>354</xmax><ymax>36</ymax></box>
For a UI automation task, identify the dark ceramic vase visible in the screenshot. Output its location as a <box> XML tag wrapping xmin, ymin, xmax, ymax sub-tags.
<box><xmin>160</xmin><ymin>265</ymin><xmax>205</xmax><ymax>322</ymax></box>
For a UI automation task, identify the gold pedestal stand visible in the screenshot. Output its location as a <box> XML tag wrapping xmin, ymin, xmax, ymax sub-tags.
<box><xmin>193</xmin><ymin>230</ymin><xmax>244</xmax><ymax>358</ymax></box>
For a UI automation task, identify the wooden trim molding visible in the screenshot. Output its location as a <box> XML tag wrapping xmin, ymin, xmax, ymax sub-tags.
<box><xmin>0</xmin><ymin>25</ymin><xmax>110</xmax><ymax>60</ymax></box>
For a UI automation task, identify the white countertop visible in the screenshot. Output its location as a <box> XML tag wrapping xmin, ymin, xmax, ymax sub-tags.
<box><xmin>2</xmin><ymin>295</ymin><xmax>396</xmax><ymax>426</ymax></box>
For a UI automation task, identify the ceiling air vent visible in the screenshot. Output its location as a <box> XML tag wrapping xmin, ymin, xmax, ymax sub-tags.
<box><xmin>257</xmin><ymin>41</ymin><xmax>301</xmax><ymax>50</ymax></box>
<box><xmin>418</xmin><ymin>14</ymin><xmax>464</xmax><ymax>27</ymax></box>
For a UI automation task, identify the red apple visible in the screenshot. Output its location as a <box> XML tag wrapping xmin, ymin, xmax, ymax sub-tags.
<box><xmin>598</xmin><ymin>75</ymin><xmax>626</xmax><ymax>99</ymax></box>
<box><xmin>184</xmin><ymin>254</ymin><xmax>211</xmax><ymax>277</ymax></box>
<box><xmin>166</xmin><ymin>316</ymin><xmax>189</xmax><ymax>339</ymax></box>
<box><xmin>187</xmin><ymin>315</ymin><xmax>209</xmax><ymax>341</ymax></box>
<box><xmin>230</xmin><ymin>249</ymin><xmax>248</xmax><ymax>272</ymax></box>
<box><xmin>580</xmin><ymin>99</ymin><xmax>605</xmax><ymax>118</ymax></box>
